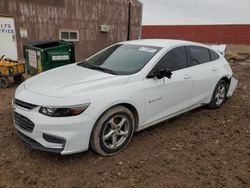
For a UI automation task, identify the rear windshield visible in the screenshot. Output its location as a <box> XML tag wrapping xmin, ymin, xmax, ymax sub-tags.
<box><xmin>84</xmin><ymin>44</ymin><xmax>162</xmax><ymax>75</ymax></box>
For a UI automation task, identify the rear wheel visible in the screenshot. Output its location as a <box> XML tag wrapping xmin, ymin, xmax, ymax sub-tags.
<box><xmin>208</xmin><ymin>80</ymin><xmax>227</xmax><ymax>109</ymax></box>
<box><xmin>90</xmin><ymin>106</ymin><xmax>135</xmax><ymax>156</ymax></box>
<box><xmin>13</xmin><ymin>75</ymin><xmax>25</xmax><ymax>84</ymax></box>
<box><xmin>0</xmin><ymin>77</ymin><xmax>10</xmax><ymax>88</ymax></box>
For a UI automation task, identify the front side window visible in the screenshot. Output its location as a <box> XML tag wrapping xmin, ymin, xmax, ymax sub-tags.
<box><xmin>189</xmin><ymin>46</ymin><xmax>210</xmax><ymax>65</ymax></box>
<box><xmin>78</xmin><ymin>44</ymin><xmax>162</xmax><ymax>75</ymax></box>
<box><xmin>157</xmin><ymin>46</ymin><xmax>187</xmax><ymax>71</ymax></box>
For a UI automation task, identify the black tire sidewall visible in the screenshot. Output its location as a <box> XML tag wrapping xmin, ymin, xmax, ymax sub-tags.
<box><xmin>99</xmin><ymin>111</ymin><xmax>134</xmax><ymax>154</ymax></box>
<box><xmin>209</xmin><ymin>80</ymin><xmax>227</xmax><ymax>108</ymax></box>
<box><xmin>0</xmin><ymin>77</ymin><xmax>9</xmax><ymax>88</ymax></box>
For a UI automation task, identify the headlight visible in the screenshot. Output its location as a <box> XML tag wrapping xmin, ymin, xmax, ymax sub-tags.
<box><xmin>39</xmin><ymin>103</ymin><xmax>90</xmax><ymax>117</ymax></box>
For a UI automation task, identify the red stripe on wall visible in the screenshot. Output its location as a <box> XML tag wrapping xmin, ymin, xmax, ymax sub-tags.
<box><xmin>141</xmin><ymin>25</ymin><xmax>250</xmax><ymax>44</ymax></box>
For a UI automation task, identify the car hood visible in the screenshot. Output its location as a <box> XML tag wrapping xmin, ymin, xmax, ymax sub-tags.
<box><xmin>24</xmin><ymin>64</ymin><xmax>129</xmax><ymax>98</ymax></box>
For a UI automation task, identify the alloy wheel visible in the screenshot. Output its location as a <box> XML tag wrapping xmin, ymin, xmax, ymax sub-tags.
<box><xmin>215</xmin><ymin>84</ymin><xmax>226</xmax><ymax>106</ymax></box>
<box><xmin>101</xmin><ymin>115</ymin><xmax>130</xmax><ymax>150</ymax></box>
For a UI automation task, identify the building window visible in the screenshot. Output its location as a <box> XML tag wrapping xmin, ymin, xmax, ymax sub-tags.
<box><xmin>59</xmin><ymin>30</ymin><xmax>79</xmax><ymax>41</ymax></box>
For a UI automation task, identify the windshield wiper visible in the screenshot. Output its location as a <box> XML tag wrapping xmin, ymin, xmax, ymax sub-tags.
<box><xmin>90</xmin><ymin>66</ymin><xmax>117</xmax><ymax>75</ymax></box>
<box><xmin>77</xmin><ymin>61</ymin><xmax>117</xmax><ymax>75</ymax></box>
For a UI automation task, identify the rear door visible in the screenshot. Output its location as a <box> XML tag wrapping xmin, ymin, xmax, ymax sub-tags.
<box><xmin>187</xmin><ymin>46</ymin><xmax>221</xmax><ymax>106</ymax></box>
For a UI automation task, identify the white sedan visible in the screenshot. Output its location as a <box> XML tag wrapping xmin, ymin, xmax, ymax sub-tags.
<box><xmin>13</xmin><ymin>39</ymin><xmax>238</xmax><ymax>156</ymax></box>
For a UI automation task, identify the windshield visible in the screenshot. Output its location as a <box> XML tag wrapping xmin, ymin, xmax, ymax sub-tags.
<box><xmin>78</xmin><ymin>44</ymin><xmax>162</xmax><ymax>75</ymax></box>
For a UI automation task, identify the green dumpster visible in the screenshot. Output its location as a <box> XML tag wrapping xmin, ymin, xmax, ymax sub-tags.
<box><xmin>23</xmin><ymin>40</ymin><xmax>75</xmax><ymax>74</ymax></box>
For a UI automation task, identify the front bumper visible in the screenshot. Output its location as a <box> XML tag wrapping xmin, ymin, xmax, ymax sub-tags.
<box><xmin>13</xmin><ymin>104</ymin><xmax>95</xmax><ymax>155</ymax></box>
<box><xmin>16</xmin><ymin>130</ymin><xmax>65</xmax><ymax>153</ymax></box>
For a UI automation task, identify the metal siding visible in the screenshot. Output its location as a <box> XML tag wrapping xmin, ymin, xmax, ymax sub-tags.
<box><xmin>141</xmin><ymin>25</ymin><xmax>250</xmax><ymax>44</ymax></box>
<box><xmin>0</xmin><ymin>0</ymin><xmax>142</xmax><ymax>60</ymax></box>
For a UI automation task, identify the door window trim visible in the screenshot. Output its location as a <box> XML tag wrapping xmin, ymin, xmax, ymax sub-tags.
<box><xmin>186</xmin><ymin>45</ymin><xmax>213</xmax><ymax>66</ymax></box>
<box><xmin>146</xmin><ymin>45</ymin><xmax>189</xmax><ymax>77</ymax></box>
<box><xmin>209</xmin><ymin>49</ymin><xmax>220</xmax><ymax>62</ymax></box>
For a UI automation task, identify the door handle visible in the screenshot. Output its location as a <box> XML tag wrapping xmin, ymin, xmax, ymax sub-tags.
<box><xmin>212</xmin><ymin>67</ymin><xmax>218</xmax><ymax>71</ymax></box>
<box><xmin>184</xmin><ymin>74</ymin><xmax>192</xmax><ymax>79</ymax></box>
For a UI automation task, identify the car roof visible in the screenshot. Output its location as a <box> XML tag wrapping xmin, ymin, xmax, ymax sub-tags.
<box><xmin>119</xmin><ymin>39</ymin><xmax>207</xmax><ymax>49</ymax></box>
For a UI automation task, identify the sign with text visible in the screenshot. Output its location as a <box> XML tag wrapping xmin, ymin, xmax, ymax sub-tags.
<box><xmin>28</xmin><ymin>50</ymin><xmax>37</xmax><ymax>68</ymax></box>
<box><xmin>0</xmin><ymin>16</ymin><xmax>18</xmax><ymax>60</ymax></box>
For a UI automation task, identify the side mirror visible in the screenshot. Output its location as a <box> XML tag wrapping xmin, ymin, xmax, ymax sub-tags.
<box><xmin>147</xmin><ymin>68</ymin><xmax>172</xmax><ymax>79</ymax></box>
<box><xmin>164</xmin><ymin>69</ymin><xmax>173</xmax><ymax>79</ymax></box>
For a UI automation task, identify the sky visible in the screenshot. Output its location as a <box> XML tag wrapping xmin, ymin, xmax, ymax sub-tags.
<box><xmin>140</xmin><ymin>0</ymin><xmax>250</xmax><ymax>25</ymax></box>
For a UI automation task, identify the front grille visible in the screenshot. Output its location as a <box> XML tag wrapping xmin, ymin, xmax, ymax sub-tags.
<box><xmin>14</xmin><ymin>112</ymin><xmax>35</xmax><ymax>132</ymax></box>
<box><xmin>14</xmin><ymin>99</ymin><xmax>38</xmax><ymax>110</ymax></box>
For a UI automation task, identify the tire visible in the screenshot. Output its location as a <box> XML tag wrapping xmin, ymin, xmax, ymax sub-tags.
<box><xmin>208</xmin><ymin>80</ymin><xmax>228</xmax><ymax>109</ymax></box>
<box><xmin>13</xmin><ymin>75</ymin><xmax>25</xmax><ymax>84</ymax></box>
<box><xmin>90</xmin><ymin>105</ymin><xmax>135</xmax><ymax>156</ymax></box>
<box><xmin>0</xmin><ymin>77</ymin><xmax>10</xmax><ymax>88</ymax></box>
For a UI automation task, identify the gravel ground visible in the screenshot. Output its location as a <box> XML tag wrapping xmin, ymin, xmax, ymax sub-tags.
<box><xmin>0</xmin><ymin>55</ymin><xmax>249</xmax><ymax>188</ymax></box>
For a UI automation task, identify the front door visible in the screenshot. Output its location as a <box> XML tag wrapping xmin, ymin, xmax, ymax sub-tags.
<box><xmin>143</xmin><ymin>46</ymin><xmax>192</xmax><ymax>126</ymax></box>
<box><xmin>0</xmin><ymin>16</ymin><xmax>18</xmax><ymax>60</ymax></box>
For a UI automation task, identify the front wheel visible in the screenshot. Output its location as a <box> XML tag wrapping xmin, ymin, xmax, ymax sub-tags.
<box><xmin>90</xmin><ymin>106</ymin><xmax>135</xmax><ymax>156</ymax></box>
<box><xmin>208</xmin><ymin>80</ymin><xmax>227</xmax><ymax>109</ymax></box>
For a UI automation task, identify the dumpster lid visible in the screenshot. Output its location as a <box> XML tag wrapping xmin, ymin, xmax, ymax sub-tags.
<box><xmin>28</xmin><ymin>40</ymin><xmax>60</xmax><ymax>49</ymax></box>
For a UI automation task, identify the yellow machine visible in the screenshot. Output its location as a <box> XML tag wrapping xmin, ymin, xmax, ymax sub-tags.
<box><xmin>0</xmin><ymin>56</ymin><xmax>25</xmax><ymax>88</ymax></box>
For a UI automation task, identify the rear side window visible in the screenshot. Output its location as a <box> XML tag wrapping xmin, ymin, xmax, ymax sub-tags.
<box><xmin>209</xmin><ymin>50</ymin><xmax>220</xmax><ymax>61</ymax></box>
<box><xmin>189</xmin><ymin>46</ymin><xmax>210</xmax><ymax>65</ymax></box>
<box><xmin>158</xmin><ymin>46</ymin><xmax>187</xmax><ymax>71</ymax></box>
